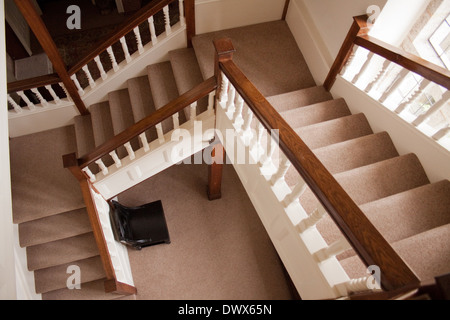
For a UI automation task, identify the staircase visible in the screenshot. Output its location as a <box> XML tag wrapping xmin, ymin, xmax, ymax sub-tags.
<box><xmin>10</xmin><ymin>19</ymin><xmax>450</xmax><ymax>299</ymax></box>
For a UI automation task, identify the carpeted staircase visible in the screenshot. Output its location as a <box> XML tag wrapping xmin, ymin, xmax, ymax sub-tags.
<box><xmin>9</xmin><ymin>20</ymin><xmax>450</xmax><ymax>300</ymax></box>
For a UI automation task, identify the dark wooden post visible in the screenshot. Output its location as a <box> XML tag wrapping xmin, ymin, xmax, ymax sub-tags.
<box><xmin>323</xmin><ymin>15</ymin><xmax>369</xmax><ymax>91</ymax></box>
<box><xmin>14</xmin><ymin>0</ymin><xmax>89</xmax><ymax>115</ymax></box>
<box><xmin>207</xmin><ymin>142</ymin><xmax>225</xmax><ymax>200</ymax></box>
<box><xmin>282</xmin><ymin>0</ymin><xmax>291</xmax><ymax>20</ymax></box>
<box><xmin>184</xmin><ymin>0</ymin><xmax>196</xmax><ymax>48</ymax></box>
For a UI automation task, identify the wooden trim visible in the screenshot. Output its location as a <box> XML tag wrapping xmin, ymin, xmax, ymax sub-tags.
<box><xmin>63</xmin><ymin>153</ymin><xmax>116</xmax><ymax>281</ymax></box>
<box><xmin>78</xmin><ymin>76</ymin><xmax>217</xmax><ymax>168</ymax></box>
<box><xmin>282</xmin><ymin>0</ymin><xmax>291</xmax><ymax>20</ymax></box>
<box><xmin>354</xmin><ymin>35</ymin><xmax>450</xmax><ymax>90</ymax></box>
<box><xmin>13</xmin><ymin>0</ymin><xmax>89</xmax><ymax>115</ymax></box>
<box><xmin>7</xmin><ymin>73</ymin><xmax>61</xmax><ymax>93</ymax></box>
<box><xmin>67</xmin><ymin>0</ymin><xmax>174</xmax><ymax>75</ymax></box>
<box><xmin>215</xmin><ymin>38</ymin><xmax>420</xmax><ymax>291</ymax></box>
<box><xmin>207</xmin><ymin>142</ymin><xmax>224</xmax><ymax>200</ymax></box>
<box><xmin>104</xmin><ymin>279</ymin><xmax>137</xmax><ymax>295</ymax></box>
<box><xmin>185</xmin><ymin>0</ymin><xmax>196</xmax><ymax>48</ymax></box>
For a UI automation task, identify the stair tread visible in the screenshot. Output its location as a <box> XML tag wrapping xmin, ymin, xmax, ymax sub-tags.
<box><xmin>267</xmin><ymin>86</ymin><xmax>333</xmax><ymax>112</ymax></box>
<box><xmin>340</xmin><ymin>223</ymin><xmax>450</xmax><ymax>283</ymax></box>
<box><xmin>316</xmin><ymin>180</ymin><xmax>450</xmax><ymax>260</ymax></box>
<box><xmin>18</xmin><ymin>207</ymin><xmax>91</xmax><ymax>248</ymax></box>
<box><xmin>74</xmin><ymin>114</ymin><xmax>95</xmax><ymax>158</ymax></box>
<box><xmin>89</xmin><ymin>101</ymin><xmax>115</xmax><ymax>147</ymax></box>
<box><xmin>299</xmin><ymin>154</ymin><xmax>431</xmax><ymax>215</ymax></box>
<box><xmin>147</xmin><ymin>61</ymin><xmax>186</xmax><ymax>133</ymax></box>
<box><xmin>127</xmin><ymin>76</ymin><xmax>156</xmax><ymax>123</ymax></box>
<box><xmin>34</xmin><ymin>256</ymin><xmax>105</xmax><ymax>294</ymax></box>
<box><xmin>169</xmin><ymin>47</ymin><xmax>208</xmax><ymax>119</ymax></box>
<box><xmin>295</xmin><ymin>113</ymin><xmax>373</xmax><ymax>150</ymax></box>
<box><xmin>42</xmin><ymin>278</ymin><xmax>123</xmax><ymax>300</ymax></box>
<box><xmin>108</xmin><ymin>89</ymin><xmax>136</xmax><ymax>135</ymax></box>
<box><xmin>26</xmin><ymin>232</ymin><xmax>99</xmax><ymax>271</ymax></box>
<box><xmin>280</xmin><ymin>98</ymin><xmax>351</xmax><ymax>129</ymax></box>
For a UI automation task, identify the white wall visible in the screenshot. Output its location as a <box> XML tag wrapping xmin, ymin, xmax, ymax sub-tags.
<box><xmin>286</xmin><ymin>0</ymin><xmax>450</xmax><ymax>183</ymax></box>
<box><xmin>195</xmin><ymin>0</ymin><xmax>286</xmax><ymax>34</ymax></box>
<box><xmin>0</xmin><ymin>0</ymin><xmax>18</xmax><ymax>300</ymax></box>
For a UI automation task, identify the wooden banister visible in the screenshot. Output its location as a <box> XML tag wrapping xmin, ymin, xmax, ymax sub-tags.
<box><xmin>78</xmin><ymin>76</ymin><xmax>217</xmax><ymax>168</ymax></box>
<box><xmin>67</xmin><ymin>0</ymin><xmax>176</xmax><ymax>75</ymax></box>
<box><xmin>7</xmin><ymin>73</ymin><xmax>61</xmax><ymax>94</ymax></box>
<box><xmin>14</xmin><ymin>0</ymin><xmax>89</xmax><ymax>115</ymax></box>
<box><xmin>324</xmin><ymin>14</ymin><xmax>450</xmax><ymax>91</ymax></box>
<box><xmin>215</xmin><ymin>38</ymin><xmax>420</xmax><ymax>292</ymax></box>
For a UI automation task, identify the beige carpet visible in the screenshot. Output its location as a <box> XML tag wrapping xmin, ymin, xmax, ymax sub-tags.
<box><xmin>118</xmin><ymin>158</ymin><xmax>294</xmax><ymax>300</ymax></box>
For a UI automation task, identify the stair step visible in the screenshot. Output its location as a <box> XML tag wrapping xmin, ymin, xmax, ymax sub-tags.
<box><xmin>89</xmin><ymin>101</ymin><xmax>115</xmax><ymax>147</ymax></box>
<box><xmin>340</xmin><ymin>223</ymin><xmax>450</xmax><ymax>283</ymax></box>
<box><xmin>313</xmin><ymin>132</ymin><xmax>399</xmax><ymax>174</ymax></box>
<box><xmin>300</xmin><ymin>154</ymin><xmax>430</xmax><ymax>214</ymax></box>
<box><xmin>108</xmin><ymin>89</ymin><xmax>136</xmax><ymax>135</ymax></box>
<box><xmin>316</xmin><ymin>180</ymin><xmax>450</xmax><ymax>259</ymax></box>
<box><xmin>42</xmin><ymin>278</ymin><xmax>123</xmax><ymax>300</ymax></box>
<box><xmin>26</xmin><ymin>232</ymin><xmax>99</xmax><ymax>271</ymax></box>
<box><xmin>267</xmin><ymin>86</ymin><xmax>333</xmax><ymax>113</ymax></box>
<box><xmin>147</xmin><ymin>61</ymin><xmax>186</xmax><ymax>133</ymax></box>
<box><xmin>295</xmin><ymin>113</ymin><xmax>373</xmax><ymax>150</ymax></box>
<box><xmin>280</xmin><ymin>98</ymin><xmax>351</xmax><ymax>129</ymax></box>
<box><xmin>169</xmin><ymin>47</ymin><xmax>208</xmax><ymax>119</ymax></box>
<box><xmin>18</xmin><ymin>208</ymin><xmax>91</xmax><ymax>248</ymax></box>
<box><xmin>74</xmin><ymin>114</ymin><xmax>95</xmax><ymax>158</ymax></box>
<box><xmin>34</xmin><ymin>256</ymin><xmax>105</xmax><ymax>294</ymax></box>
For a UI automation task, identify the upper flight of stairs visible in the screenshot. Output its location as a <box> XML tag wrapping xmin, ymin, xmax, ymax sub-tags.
<box><xmin>10</xmin><ymin>20</ymin><xmax>450</xmax><ymax>300</ymax></box>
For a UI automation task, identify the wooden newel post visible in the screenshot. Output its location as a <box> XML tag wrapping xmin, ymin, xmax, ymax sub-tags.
<box><xmin>323</xmin><ymin>15</ymin><xmax>369</xmax><ymax>91</ymax></box>
<box><xmin>184</xmin><ymin>0</ymin><xmax>196</xmax><ymax>48</ymax></box>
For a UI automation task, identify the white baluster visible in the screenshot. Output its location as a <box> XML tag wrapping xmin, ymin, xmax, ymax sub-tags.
<box><xmin>282</xmin><ymin>181</ymin><xmax>307</xmax><ymax>208</ymax></box>
<box><xmin>412</xmin><ymin>90</ymin><xmax>450</xmax><ymax>127</ymax></box>
<box><xmin>139</xmin><ymin>133</ymin><xmax>150</xmax><ymax>152</ymax></box>
<box><xmin>95</xmin><ymin>159</ymin><xmax>109</xmax><ymax>176</ymax></box>
<box><xmin>60</xmin><ymin>83</ymin><xmax>71</xmax><ymax>101</ymax></box>
<box><xmin>378</xmin><ymin>68</ymin><xmax>409</xmax><ymax>103</ymax></box>
<box><xmin>120</xmin><ymin>36</ymin><xmax>132</xmax><ymax>63</ymax></box>
<box><xmin>226</xmin><ymin>84</ymin><xmax>236</xmax><ymax>116</ymax></box>
<box><xmin>156</xmin><ymin>123</ymin><xmax>165</xmax><ymax>144</ymax></box>
<box><xmin>70</xmin><ymin>74</ymin><xmax>85</xmax><ymax>96</ymax></box>
<box><xmin>351</xmin><ymin>52</ymin><xmax>374</xmax><ymax>85</ymax></box>
<box><xmin>124</xmin><ymin>142</ymin><xmax>135</xmax><ymax>160</ymax></box>
<box><xmin>148</xmin><ymin>16</ymin><xmax>158</xmax><ymax>45</ymax></box>
<box><xmin>30</xmin><ymin>88</ymin><xmax>49</xmax><ymax>107</ymax></box>
<box><xmin>364</xmin><ymin>59</ymin><xmax>391</xmax><ymax>93</ymax></box>
<box><xmin>250</xmin><ymin>122</ymin><xmax>265</xmax><ymax>161</ymax></box>
<box><xmin>313</xmin><ymin>238</ymin><xmax>352</xmax><ymax>262</ymax></box>
<box><xmin>432</xmin><ymin>124</ymin><xmax>450</xmax><ymax>141</ymax></box>
<box><xmin>7</xmin><ymin>94</ymin><xmax>22</xmax><ymax>113</ymax></box>
<box><xmin>107</xmin><ymin>46</ymin><xmax>119</xmax><ymax>72</ymax></box>
<box><xmin>207</xmin><ymin>91</ymin><xmax>215</xmax><ymax>113</ymax></box>
<box><xmin>241</xmin><ymin>105</ymin><xmax>254</xmax><ymax>145</ymax></box>
<box><xmin>340</xmin><ymin>45</ymin><xmax>358</xmax><ymax>78</ymax></box>
<box><xmin>218</xmin><ymin>74</ymin><xmax>229</xmax><ymax>105</ymax></box>
<box><xmin>296</xmin><ymin>207</ymin><xmax>327</xmax><ymax>233</ymax></box>
<box><xmin>94</xmin><ymin>56</ymin><xmax>107</xmax><ymax>80</ymax></box>
<box><xmin>270</xmin><ymin>156</ymin><xmax>291</xmax><ymax>186</ymax></box>
<box><xmin>133</xmin><ymin>27</ymin><xmax>144</xmax><ymax>54</ymax></box>
<box><xmin>172</xmin><ymin>113</ymin><xmax>180</xmax><ymax>129</ymax></box>
<box><xmin>82</xmin><ymin>65</ymin><xmax>96</xmax><ymax>88</ymax></box>
<box><xmin>17</xmin><ymin>91</ymin><xmax>35</xmax><ymax>110</ymax></box>
<box><xmin>259</xmin><ymin>130</ymin><xmax>277</xmax><ymax>167</ymax></box>
<box><xmin>233</xmin><ymin>94</ymin><xmax>244</xmax><ymax>129</ymax></box>
<box><xmin>190</xmin><ymin>102</ymin><xmax>197</xmax><ymax>121</ymax></box>
<box><xmin>45</xmin><ymin>85</ymin><xmax>61</xmax><ymax>104</ymax></box>
<box><xmin>163</xmin><ymin>5</ymin><xmax>172</xmax><ymax>35</ymax></box>
<box><xmin>179</xmin><ymin>0</ymin><xmax>186</xmax><ymax>26</ymax></box>
<box><xmin>109</xmin><ymin>151</ymin><xmax>122</xmax><ymax>168</ymax></box>
<box><xmin>394</xmin><ymin>79</ymin><xmax>431</xmax><ymax>114</ymax></box>
<box><xmin>82</xmin><ymin>167</ymin><xmax>96</xmax><ymax>182</ymax></box>
<box><xmin>336</xmin><ymin>277</ymin><xmax>371</xmax><ymax>295</ymax></box>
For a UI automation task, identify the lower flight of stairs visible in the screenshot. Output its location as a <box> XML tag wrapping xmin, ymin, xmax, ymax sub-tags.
<box><xmin>266</xmin><ymin>87</ymin><xmax>450</xmax><ymax>284</ymax></box>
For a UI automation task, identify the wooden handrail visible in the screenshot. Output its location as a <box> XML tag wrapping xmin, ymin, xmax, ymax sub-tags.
<box><xmin>215</xmin><ymin>38</ymin><xmax>420</xmax><ymax>292</ymax></box>
<box><xmin>78</xmin><ymin>76</ymin><xmax>217</xmax><ymax>168</ymax></box>
<box><xmin>324</xmin><ymin>14</ymin><xmax>450</xmax><ymax>91</ymax></box>
<box><xmin>68</xmin><ymin>0</ymin><xmax>175</xmax><ymax>75</ymax></box>
<box><xmin>7</xmin><ymin>73</ymin><xmax>61</xmax><ymax>94</ymax></box>
<box><xmin>14</xmin><ymin>0</ymin><xmax>89</xmax><ymax>115</ymax></box>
